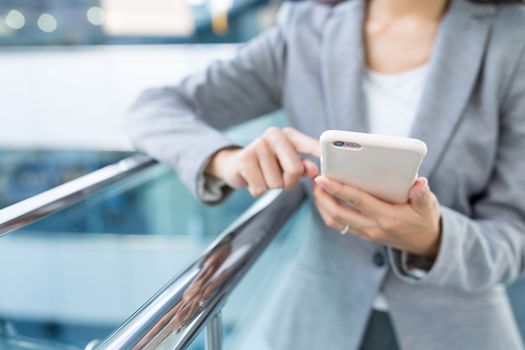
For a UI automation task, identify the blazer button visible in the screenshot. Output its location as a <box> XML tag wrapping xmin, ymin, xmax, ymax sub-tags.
<box><xmin>373</xmin><ymin>252</ymin><xmax>386</xmax><ymax>267</ymax></box>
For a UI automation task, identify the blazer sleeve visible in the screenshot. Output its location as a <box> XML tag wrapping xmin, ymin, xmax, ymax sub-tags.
<box><xmin>388</xmin><ymin>47</ymin><xmax>525</xmax><ymax>293</ymax></box>
<box><xmin>126</xmin><ymin>5</ymin><xmax>291</xmax><ymax>203</ymax></box>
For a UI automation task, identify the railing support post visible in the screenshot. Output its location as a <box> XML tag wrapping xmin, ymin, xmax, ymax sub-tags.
<box><xmin>205</xmin><ymin>311</ymin><xmax>223</xmax><ymax>350</ymax></box>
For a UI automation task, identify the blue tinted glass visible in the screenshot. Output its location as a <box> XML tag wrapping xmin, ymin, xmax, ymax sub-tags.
<box><xmin>0</xmin><ymin>150</ymin><xmax>129</xmax><ymax>209</ymax></box>
<box><xmin>0</xmin><ymin>0</ymin><xmax>278</xmax><ymax>46</ymax></box>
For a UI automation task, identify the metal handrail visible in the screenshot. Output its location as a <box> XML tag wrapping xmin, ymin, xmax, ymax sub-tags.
<box><xmin>95</xmin><ymin>186</ymin><xmax>305</xmax><ymax>349</ymax></box>
<box><xmin>0</xmin><ymin>154</ymin><xmax>157</xmax><ymax>237</ymax></box>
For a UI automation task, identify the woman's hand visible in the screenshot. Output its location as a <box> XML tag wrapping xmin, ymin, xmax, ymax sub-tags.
<box><xmin>205</xmin><ymin>127</ymin><xmax>320</xmax><ymax>196</ymax></box>
<box><xmin>313</xmin><ymin>176</ymin><xmax>442</xmax><ymax>259</ymax></box>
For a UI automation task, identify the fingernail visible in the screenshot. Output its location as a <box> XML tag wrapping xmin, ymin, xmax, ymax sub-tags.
<box><xmin>419</xmin><ymin>185</ymin><xmax>429</xmax><ymax>196</ymax></box>
<box><xmin>315</xmin><ymin>177</ymin><xmax>331</xmax><ymax>190</ymax></box>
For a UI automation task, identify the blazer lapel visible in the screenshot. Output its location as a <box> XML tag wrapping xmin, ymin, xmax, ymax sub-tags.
<box><xmin>321</xmin><ymin>0</ymin><xmax>496</xmax><ymax>178</ymax></box>
<box><xmin>410</xmin><ymin>0</ymin><xmax>496</xmax><ymax>177</ymax></box>
<box><xmin>321</xmin><ymin>0</ymin><xmax>368</xmax><ymax>133</ymax></box>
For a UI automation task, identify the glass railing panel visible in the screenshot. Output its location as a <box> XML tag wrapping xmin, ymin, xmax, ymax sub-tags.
<box><xmin>0</xmin><ymin>113</ymin><xmax>284</xmax><ymax>349</ymax></box>
<box><xmin>220</xmin><ymin>202</ymin><xmax>310</xmax><ymax>350</ymax></box>
<box><xmin>94</xmin><ymin>188</ymin><xmax>305</xmax><ymax>350</ymax></box>
<box><xmin>0</xmin><ymin>164</ymin><xmax>254</xmax><ymax>349</ymax></box>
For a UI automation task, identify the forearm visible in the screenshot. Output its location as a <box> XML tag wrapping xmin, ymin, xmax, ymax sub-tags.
<box><xmin>127</xmin><ymin>86</ymin><xmax>238</xmax><ymax>201</ymax></box>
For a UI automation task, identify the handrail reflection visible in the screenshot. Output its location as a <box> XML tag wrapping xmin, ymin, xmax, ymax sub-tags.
<box><xmin>0</xmin><ymin>154</ymin><xmax>156</xmax><ymax>237</ymax></box>
<box><xmin>96</xmin><ymin>187</ymin><xmax>305</xmax><ymax>349</ymax></box>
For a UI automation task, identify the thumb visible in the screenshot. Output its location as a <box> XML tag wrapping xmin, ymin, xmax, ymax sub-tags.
<box><xmin>409</xmin><ymin>177</ymin><xmax>433</xmax><ymax>214</ymax></box>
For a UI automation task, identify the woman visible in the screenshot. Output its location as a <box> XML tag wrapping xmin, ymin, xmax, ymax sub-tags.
<box><xmin>127</xmin><ymin>0</ymin><xmax>525</xmax><ymax>349</ymax></box>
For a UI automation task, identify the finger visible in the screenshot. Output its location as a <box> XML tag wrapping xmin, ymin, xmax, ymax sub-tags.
<box><xmin>177</xmin><ymin>303</ymin><xmax>191</xmax><ymax>323</ymax></box>
<box><xmin>264</xmin><ymin>128</ymin><xmax>304</xmax><ymax>190</ymax></box>
<box><xmin>409</xmin><ymin>177</ymin><xmax>429</xmax><ymax>196</ymax></box>
<box><xmin>171</xmin><ymin>303</ymin><xmax>182</xmax><ymax>319</ymax></box>
<box><xmin>314</xmin><ymin>190</ymin><xmax>369</xmax><ymax>239</ymax></box>
<box><xmin>228</xmin><ymin>171</ymin><xmax>248</xmax><ymax>189</ymax></box>
<box><xmin>302</xmin><ymin>158</ymin><xmax>319</xmax><ymax>178</ymax></box>
<box><xmin>255</xmin><ymin>139</ymin><xmax>284</xmax><ymax>189</ymax></box>
<box><xmin>316</xmin><ymin>197</ymin><xmax>347</xmax><ymax>232</ymax></box>
<box><xmin>239</xmin><ymin>154</ymin><xmax>267</xmax><ymax>196</ymax></box>
<box><xmin>409</xmin><ymin>177</ymin><xmax>434</xmax><ymax>215</ymax></box>
<box><xmin>204</xmin><ymin>271</ymin><xmax>226</xmax><ymax>298</ymax></box>
<box><xmin>314</xmin><ymin>176</ymin><xmax>389</xmax><ymax>216</ymax></box>
<box><xmin>199</xmin><ymin>265</ymin><xmax>215</xmax><ymax>283</ymax></box>
<box><xmin>313</xmin><ymin>183</ymin><xmax>372</xmax><ymax>231</ymax></box>
<box><xmin>189</xmin><ymin>297</ymin><xmax>202</xmax><ymax>314</ymax></box>
<box><xmin>203</xmin><ymin>281</ymin><xmax>217</xmax><ymax>299</ymax></box>
<box><xmin>283</xmin><ymin>127</ymin><xmax>321</xmax><ymax>158</ymax></box>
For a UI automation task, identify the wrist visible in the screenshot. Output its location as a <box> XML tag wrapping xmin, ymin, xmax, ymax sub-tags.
<box><xmin>204</xmin><ymin>146</ymin><xmax>241</xmax><ymax>180</ymax></box>
<box><xmin>419</xmin><ymin>216</ymin><xmax>442</xmax><ymax>259</ymax></box>
<box><xmin>423</xmin><ymin>232</ymin><xmax>441</xmax><ymax>259</ymax></box>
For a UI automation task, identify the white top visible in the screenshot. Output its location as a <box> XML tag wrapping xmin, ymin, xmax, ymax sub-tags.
<box><xmin>363</xmin><ymin>64</ymin><xmax>429</xmax><ymax>311</ymax></box>
<box><xmin>364</xmin><ymin>64</ymin><xmax>429</xmax><ymax>138</ymax></box>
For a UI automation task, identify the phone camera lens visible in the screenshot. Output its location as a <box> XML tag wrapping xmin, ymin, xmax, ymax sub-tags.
<box><xmin>333</xmin><ymin>141</ymin><xmax>344</xmax><ymax>147</ymax></box>
<box><xmin>348</xmin><ymin>142</ymin><xmax>362</xmax><ymax>149</ymax></box>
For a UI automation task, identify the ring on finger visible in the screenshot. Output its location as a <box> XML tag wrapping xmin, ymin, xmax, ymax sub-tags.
<box><xmin>340</xmin><ymin>224</ymin><xmax>350</xmax><ymax>235</ymax></box>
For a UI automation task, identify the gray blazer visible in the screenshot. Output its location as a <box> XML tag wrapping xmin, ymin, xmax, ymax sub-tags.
<box><xmin>127</xmin><ymin>0</ymin><xmax>525</xmax><ymax>349</ymax></box>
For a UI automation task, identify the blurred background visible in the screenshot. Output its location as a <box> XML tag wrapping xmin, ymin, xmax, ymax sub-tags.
<box><xmin>0</xmin><ymin>1</ymin><xmax>524</xmax><ymax>349</ymax></box>
<box><xmin>0</xmin><ymin>0</ymin><xmax>290</xmax><ymax>349</ymax></box>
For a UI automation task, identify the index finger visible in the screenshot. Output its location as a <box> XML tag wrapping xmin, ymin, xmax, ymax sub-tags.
<box><xmin>314</xmin><ymin>176</ymin><xmax>389</xmax><ymax>216</ymax></box>
<box><xmin>283</xmin><ymin>127</ymin><xmax>321</xmax><ymax>158</ymax></box>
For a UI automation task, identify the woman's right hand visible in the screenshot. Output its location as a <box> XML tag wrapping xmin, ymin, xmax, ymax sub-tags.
<box><xmin>205</xmin><ymin>127</ymin><xmax>320</xmax><ymax>196</ymax></box>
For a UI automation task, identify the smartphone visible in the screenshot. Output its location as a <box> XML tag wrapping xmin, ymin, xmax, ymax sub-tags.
<box><xmin>320</xmin><ymin>130</ymin><xmax>427</xmax><ymax>204</ymax></box>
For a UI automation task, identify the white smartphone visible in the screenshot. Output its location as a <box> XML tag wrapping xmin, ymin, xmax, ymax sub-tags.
<box><xmin>320</xmin><ymin>130</ymin><xmax>428</xmax><ymax>204</ymax></box>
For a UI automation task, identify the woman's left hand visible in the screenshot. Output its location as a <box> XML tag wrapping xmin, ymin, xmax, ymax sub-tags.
<box><xmin>313</xmin><ymin>176</ymin><xmax>442</xmax><ymax>259</ymax></box>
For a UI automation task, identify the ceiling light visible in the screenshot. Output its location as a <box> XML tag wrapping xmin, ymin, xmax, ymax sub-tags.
<box><xmin>87</xmin><ymin>6</ymin><xmax>105</xmax><ymax>26</ymax></box>
<box><xmin>37</xmin><ymin>13</ymin><xmax>57</xmax><ymax>33</ymax></box>
<box><xmin>5</xmin><ymin>9</ymin><xmax>25</xmax><ymax>30</ymax></box>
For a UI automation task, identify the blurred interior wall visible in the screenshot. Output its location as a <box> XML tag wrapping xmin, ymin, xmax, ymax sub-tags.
<box><xmin>0</xmin><ymin>45</ymin><xmax>236</xmax><ymax>150</ymax></box>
